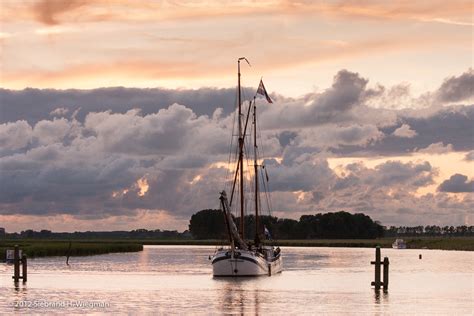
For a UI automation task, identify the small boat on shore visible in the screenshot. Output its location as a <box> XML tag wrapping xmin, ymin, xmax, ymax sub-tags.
<box><xmin>392</xmin><ymin>238</ymin><xmax>407</xmax><ymax>249</ymax></box>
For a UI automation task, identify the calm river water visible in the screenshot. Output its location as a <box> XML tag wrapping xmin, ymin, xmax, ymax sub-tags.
<box><xmin>0</xmin><ymin>245</ymin><xmax>472</xmax><ymax>314</ymax></box>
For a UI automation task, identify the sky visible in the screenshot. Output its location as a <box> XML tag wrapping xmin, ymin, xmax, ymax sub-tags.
<box><xmin>0</xmin><ymin>0</ymin><xmax>473</xmax><ymax>232</ymax></box>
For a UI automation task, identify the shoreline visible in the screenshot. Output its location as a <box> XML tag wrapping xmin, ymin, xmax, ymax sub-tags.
<box><xmin>140</xmin><ymin>237</ymin><xmax>474</xmax><ymax>251</ymax></box>
<box><xmin>1</xmin><ymin>236</ymin><xmax>472</xmax><ymax>260</ymax></box>
<box><xmin>0</xmin><ymin>240</ymin><xmax>143</xmax><ymax>261</ymax></box>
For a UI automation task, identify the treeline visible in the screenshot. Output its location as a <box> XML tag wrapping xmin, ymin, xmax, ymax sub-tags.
<box><xmin>189</xmin><ymin>209</ymin><xmax>384</xmax><ymax>240</ymax></box>
<box><xmin>385</xmin><ymin>225</ymin><xmax>474</xmax><ymax>237</ymax></box>
<box><xmin>2</xmin><ymin>229</ymin><xmax>192</xmax><ymax>240</ymax></box>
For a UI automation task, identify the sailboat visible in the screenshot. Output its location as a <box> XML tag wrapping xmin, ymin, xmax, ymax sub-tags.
<box><xmin>211</xmin><ymin>58</ymin><xmax>283</xmax><ymax>277</ymax></box>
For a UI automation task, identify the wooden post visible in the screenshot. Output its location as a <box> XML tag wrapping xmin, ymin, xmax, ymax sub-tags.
<box><xmin>13</xmin><ymin>245</ymin><xmax>20</xmax><ymax>282</ymax></box>
<box><xmin>66</xmin><ymin>241</ymin><xmax>72</xmax><ymax>265</ymax></box>
<box><xmin>22</xmin><ymin>254</ymin><xmax>27</xmax><ymax>283</ymax></box>
<box><xmin>383</xmin><ymin>257</ymin><xmax>389</xmax><ymax>290</ymax></box>
<box><xmin>371</xmin><ymin>246</ymin><xmax>381</xmax><ymax>290</ymax></box>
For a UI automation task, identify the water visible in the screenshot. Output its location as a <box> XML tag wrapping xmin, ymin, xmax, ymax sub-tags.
<box><xmin>0</xmin><ymin>246</ymin><xmax>472</xmax><ymax>314</ymax></box>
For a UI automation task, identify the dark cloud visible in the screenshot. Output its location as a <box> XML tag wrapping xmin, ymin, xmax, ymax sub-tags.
<box><xmin>277</xmin><ymin>131</ymin><xmax>298</xmax><ymax>147</ymax></box>
<box><xmin>1</xmin><ymin>68</ymin><xmax>472</xmax><ymax>228</ymax></box>
<box><xmin>0</xmin><ymin>87</ymin><xmax>248</xmax><ymax>124</ymax></box>
<box><xmin>260</xmin><ymin>69</ymin><xmax>368</xmax><ymax>129</ymax></box>
<box><xmin>315</xmin><ymin>69</ymin><xmax>368</xmax><ymax>113</ymax></box>
<box><xmin>436</xmin><ymin>68</ymin><xmax>474</xmax><ymax>103</ymax></box>
<box><xmin>335</xmin><ymin>160</ymin><xmax>435</xmax><ymax>189</ymax></box>
<box><xmin>333</xmin><ymin>105</ymin><xmax>474</xmax><ymax>156</ymax></box>
<box><xmin>438</xmin><ymin>174</ymin><xmax>474</xmax><ymax>193</ymax></box>
<box><xmin>263</xmin><ymin>155</ymin><xmax>334</xmax><ymax>192</ymax></box>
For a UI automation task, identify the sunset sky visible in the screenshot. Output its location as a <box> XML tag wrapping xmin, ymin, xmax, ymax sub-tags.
<box><xmin>0</xmin><ymin>0</ymin><xmax>473</xmax><ymax>232</ymax></box>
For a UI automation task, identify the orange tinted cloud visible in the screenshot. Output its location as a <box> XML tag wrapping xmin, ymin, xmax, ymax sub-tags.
<box><xmin>34</xmin><ymin>0</ymin><xmax>91</xmax><ymax>25</ymax></box>
<box><xmin>1</xmin><ymin>59</ymin><xmax>228</xmax><ymax>88</ymax></box>
<box><xmin>1</xmin><ymin>0</ymin><xmax>472</xmax><ymax>26</ymax></box>
<box><xmin>0</xmin><ymin>34</ymin><xmax>462</xmax><ymax>89</ymax></box>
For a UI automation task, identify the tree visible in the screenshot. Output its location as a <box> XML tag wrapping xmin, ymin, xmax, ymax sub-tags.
<box><xmin>188</xmin><ymin>209</ymin><xmax>227</xmax><ymax>239</ymax></box>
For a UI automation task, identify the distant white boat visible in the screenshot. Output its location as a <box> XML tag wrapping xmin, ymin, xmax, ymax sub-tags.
<box><xmin>392</xmin><ymin>238</ymin><xmax>407</xmax><ymax>249</ymax></box>
<box><xmin>210</xmin><ymin>58</ymin><xmax>282</xmax><ymax>277</ymax></box>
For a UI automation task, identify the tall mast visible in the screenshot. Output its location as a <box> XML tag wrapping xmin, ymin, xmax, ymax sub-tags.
<box><xmin>237</xmin><ymin>57</ymin><xmax>250</xmax><ymax>240</ymax></box>
<box><xmin>253</xmin><ymin>96</ymin><xmax>260</xmax><ymax>246</ymax></box>
<box><xmin>237</xmin><ymin>58</ymin><xmax>245</xmax><ymax>239</ymax></box>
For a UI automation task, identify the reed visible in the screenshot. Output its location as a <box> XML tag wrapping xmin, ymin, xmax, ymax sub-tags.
<box><xmin>1</xmin><ymin>237</ymin><xmax>471</xmax><ymax>261</ymax></box>
<box><xmin>0</xmin><ymin>240</ymin><xmax>143</xmax><ymax>261</ymax></box>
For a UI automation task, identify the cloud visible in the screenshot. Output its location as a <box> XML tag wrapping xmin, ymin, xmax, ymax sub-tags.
<box><xmin>0</xmin><ymin>120</ymin><xmax>33</xmax><ymax>153</ymax></box>
<box><xmin>334</xmin><ymin>104</ymin><xmax>474</xmax><ymax>156</ymax></box>
<box><xmin>417</xmin><ymin>142</ymin><xmax>454</xmax><ymax>154</ymax></box>
<box><xmin>438</xmin><ymin>174</ymin><xmax>474</xmax><ymax>193</ymax></box>
<box><xmin>50</xmin><ymin>107</ymin><xmax>69</xmax><ymax>117</ymax></box>
<box><xmin>436</xmin><ymin>68</ymin><xmax>474</xmax><ymax>102</ymax></box>
<box><xmin>392</xmin><ymin>124</ymin><xmax>417</xmax><ymax>138</ymax></box>
<box><xmin>260</xmin><ymin>69</ymin><xmax>369</xmax><ymax>130</ymax></box>
<box><xmin>0</xmin><ymin>87</ymin><xmax>242</xmax><ymax>124</ymax></box>
<box><xmin>464</xmin><ymin>151</ymin><xmax>474</xmax><ymax>161</ymax></box>
<box><xmin>263</xmin><ymin>154</ymin><xmax>334</xmax><ymax>192</ymax></box>
<box><xmin>3</xmin><ymin>1</ymin><xmax>472</xmax><ymax>26</ymax></box>
<box><xmin>267</xmin><ymin>159</ymin><xmax>470</xmax><ymax>226</ymax></box>
<box><xmin>0</xmin><ymin>68</ymin><xmax>472</xmax><ymax>230</ymax></box>
<box><xmin>341</xmin><ymin>160</ymin><xmax>436</xmax><ymax>188</ymax></box>
<box><xmin>33</xmin><ymin>118</ymin><xmax>72</xmax><ymax>145</ymax></box>
<box><xmin>33</xmin><ymin>0</ymin><xmax>90</xmax><ymax>25</ymax></box>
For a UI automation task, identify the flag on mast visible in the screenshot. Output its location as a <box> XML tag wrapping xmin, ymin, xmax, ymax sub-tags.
<box><xmin>257</xmin><ymin>79</ymin><xmax>273</xmax><ymax>103</ymax></box>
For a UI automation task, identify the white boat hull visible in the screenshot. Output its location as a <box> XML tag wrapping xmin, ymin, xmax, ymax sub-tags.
<box><xmin>212</xmin><ymin>248</ymin><xmax>282</xmax><ymax>277</ymax></box>
<box><xmin>392</xmin><ymin>239</ymin><xmax>407</xmax><ymax>249</ymax></box>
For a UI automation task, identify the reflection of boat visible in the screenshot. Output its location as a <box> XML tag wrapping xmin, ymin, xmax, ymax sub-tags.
<box><xmin>392</xmin><ymin>239</ymin><xmax>407</xmax><ymax>249</ymax></box>
<box><xmin>211</xmin><ymin>58</ymin><xmax>282</xmax><ymax>277</ymax></box>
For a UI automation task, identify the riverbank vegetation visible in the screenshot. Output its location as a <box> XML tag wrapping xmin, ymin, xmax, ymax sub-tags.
<box><xmin>0</xmin><ymin>237</ymin><xmax>471</xmax><ymax>261</ymax></box>
<box><xmin>0</xmin><ymin>240</ymin><xmax>143</xmax><ymax>261</ymax></box>
<box><xmin>140</xmin><ymin>237</ymin><xmax>474</xmax><ymax>251</ymax></box>
<box><xmin>1</xmin><ymin>209</ymin><xmax>472</xmax><ymax>259</ymax></box>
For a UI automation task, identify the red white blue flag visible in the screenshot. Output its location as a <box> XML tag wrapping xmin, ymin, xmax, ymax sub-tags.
<box><xmin>257</xmin><ymin>79</ymin><xmax>273</xmax><ymax>103</ymax></box>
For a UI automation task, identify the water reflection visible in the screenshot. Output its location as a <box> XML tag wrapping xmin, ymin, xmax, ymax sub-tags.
<box><xmin>13</xmin><ymin>282</ymin><xmax>27</xmax><ymax>293</ymax></box>
<box><xmin>216</xmin><ymin>278</ymin><xmax>261</xmax><ymax>315</ymax></box>
<box><xmin>1</xmin><ymin>246</ymin><xmax>472</xmax><ymax>314</ymax></box>
<box><xmin>373</xmin><ymin>289</ymin><xmax>389</xmax><ymax>304</ymax></box>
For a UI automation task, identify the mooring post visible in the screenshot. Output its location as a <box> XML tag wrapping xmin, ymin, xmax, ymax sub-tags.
<box><xmin>13</xmin><ymin>245</ymin><xmax>20</xmax><ymax>282</ymax></box>
<box><xmin>370</xmin><ymin>246</ymin><xmax>382</xmax><ymax>290</ymax></box>
<box><xmin>22</xmin><ymin>254</ymin><xmax>27</xmax><ymax>283</ymax></box>
<box><xmin>383</xmin><ymin>257</ymin><xmax>389</xmax><ymax>290</ymax></box>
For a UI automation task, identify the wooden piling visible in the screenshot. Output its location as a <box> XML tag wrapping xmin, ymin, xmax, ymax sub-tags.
<box><xmin>13</xmin><ymin>245</ymin><xmax>20</xmax><ymax>282</ymax></box>
<box><xmin>22</xmin><ymin>254</ymin><xmax>27</xmax><ymax>283</ymax></box>
<box><xmin>383</xmin><ymin>257</ymin><xmax>389</xmax><ymax>290</ymax></box>
<box><xmin>371</xmin><ymin>246</ymin><xmax>382</xmax><ymax>290</ymax></box>
<box><xmin>66</xmin><ymin>241</ymin><xmax>72</xmax><ymax>265</ymax></box>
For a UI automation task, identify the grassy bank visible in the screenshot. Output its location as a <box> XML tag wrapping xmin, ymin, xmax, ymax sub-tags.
<box><xmin>142</xmin><ymin>237</ymin><xmax>474</xmax><ymax>251</ymax></box>
<box><xmin>0</xmin><ymin>240</ymin><xmax>143</xmax><ymax>261</ymax></box>
<box><xmin>268</xmin><ymin>237</ymin><xmax>474</xmax><ymax>251</ymax></box>
<box><xmin>1</xmin><ymin>237</ymin><xmax>471</xmax><ymax>260</ymax></box>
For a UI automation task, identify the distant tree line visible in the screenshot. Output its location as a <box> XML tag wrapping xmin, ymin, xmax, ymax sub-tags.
<box><xmin>3</xmin><ymin>215</ymin><xmax>471</xmax><ymax>241</ymax></box>
<box><xmin>2</xmin><ymin>229</ymin><xmax>192</xmax><ymax>240</ymax></box>
<box><xmin>188</xmin><ymin>209</ymin><xmax>384</xmax><ymax>239</ymax></box>
<box><xmin>384</xmin><ymin>225</ymin><xmax>474</xmax><ymax>237</ymax></box>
